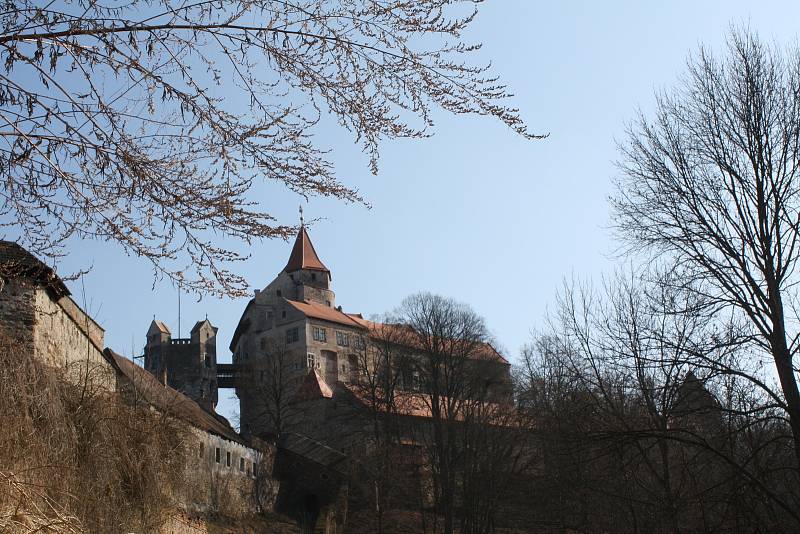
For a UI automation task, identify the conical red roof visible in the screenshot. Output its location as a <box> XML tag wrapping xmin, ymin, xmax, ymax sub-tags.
<box><xmin>284</xmin><ymin>226</ymin><xmax>329</xmax><ymax>273</ymax></box>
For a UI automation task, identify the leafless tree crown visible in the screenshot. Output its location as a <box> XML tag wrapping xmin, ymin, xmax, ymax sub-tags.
<box><xmin>612</xmin><ymin>29</ymin><xmax>800</xmax><ymax>467</ymax></box>
<box><xmin>1</xmin><ymin>1</ymin><xmax>538</xmax><ymax>296</ymax></box>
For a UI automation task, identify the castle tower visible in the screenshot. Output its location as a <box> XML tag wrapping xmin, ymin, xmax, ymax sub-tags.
<box><xmin>230</xmin><ymin>224</ymin><xmax>371</xmax><ymax>439</ymax></box>
<box><xmin>281</xmin><ymin>225</ymin><xmax>334</xmax><ymax>307</ymax></box>
<box><xmin>144</xmin><ymin>317</ymin><xmax>219</xmax><ymax>411</ymax></box>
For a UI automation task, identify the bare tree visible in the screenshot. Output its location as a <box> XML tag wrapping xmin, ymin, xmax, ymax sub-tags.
<box><xmin>0</xmin><ymin>1</ymin><xmax>539</xmax><ymax>296</ymax></box>
<box><xmin>396</xmin><ymin>292</ymin><xmax>493</xmax><ymax>534</ymax></box>
<box><xmin>613</xmin><ymin>28</ymin><xmax>800</xmax><ymax>466</ymax></box>
<box><xmin>522</xmin><ymin>271</ymin><xmax>800</xmax><ymax>531</ymax></box>
<box><xmin>245</xmin><ymin>338</ymin><xmax>300</xmax><ymax>439</ymax></box>
<box><xmin>348</xmin><ymin>319</ymin><xmax>413</xmax><ymax>533</ymax></box>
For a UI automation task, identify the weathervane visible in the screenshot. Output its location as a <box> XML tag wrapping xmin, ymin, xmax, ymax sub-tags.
<box><xmin>299</xmin><ymin>204</ymin><xmax>304</xmax><ymax>227</ymax></box>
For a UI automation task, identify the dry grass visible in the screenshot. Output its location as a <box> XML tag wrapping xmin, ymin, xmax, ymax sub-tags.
<box><xmin>0</xmin><ymin>332</ymin><xmax>189</xmax><ymax>533</ymax></box>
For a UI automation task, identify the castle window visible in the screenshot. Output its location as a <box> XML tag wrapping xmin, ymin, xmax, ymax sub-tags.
<box><xmin>286</xmin><ymin>327</ymin><xmax>299</xmax><ymax>344</ymax></box>
<box><xmin>204</xmin><ymin>354</ymin><xmax>211</xmax><ymax>368</ymax></box>
<box><xmin>353</xmin><ymin>336</ymin><xmax>366</xmax><ymax>350</ymax></box>
<box><xmin>282</xmin><ymin>310</ymin><xmax>287</xmax><ymax>319</ymax></box>
<box><xmin>312</xmin><ymin>326</ymin><xmax>326</xmax><ymax>342</ymax></box>
<box><xmin>336</xmin><ymin>331</ymin><xmax>350</xmax><ymax>347</ymax></box>
<box><xmin>326</xmin><ymin>300</ymin><xmax>331</xmax><ymax>307</ymax></box>
<box><xmin>215</xmin><ymin>447</ymin><xmax>221</xmax><ymax>463</ymax></box>
<box><xmin>307</xmin><ymin>352</ymin><xmax>316</xmax><ymax>369</ymax></box>
<box><xmin>260</xmin><ymin>338</ymin><xmax>266</xmax><ymax>350</ymax></box>
<box><xmin>311</xmin><ymin>272</ymin><xmax>317</xmax><ymax>281</ymax></box>
<box><xmin>276</xmin><ymin>290</ymin><xmax>282</xmax><ymax>297</ymax></box>
<box><xmin>226</xmin><ymin>451</ymin><xmax>231</xmax><ymax>467</ymax></box>
<box><xmin>411</xmin><ymin>371</ymin><xmax>421</xmax><ymax>392</ymax></box>
<box><xmin>199</xmin><ymin>442</ymin><xmax>204</xmax><ymax>459</ymax></box>
<box><xmin>239</xmin><ymin>458</ymin><xmax>245</xmax><ymax>472</ymax></box>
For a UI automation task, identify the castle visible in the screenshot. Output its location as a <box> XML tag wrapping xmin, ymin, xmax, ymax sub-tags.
<box><xmin>145</xmin><ymin>224</ymin><xmax>513</xmax><ymax>443</ymax></box>
<box><xmin>0</xmin><ymin>229</ymin><xmax>515</xmax><ymax>532</ymax></box>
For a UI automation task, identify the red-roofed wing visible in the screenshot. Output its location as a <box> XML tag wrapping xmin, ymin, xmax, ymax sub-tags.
<box><xmin>286</xmin><ymin>299</ymin><xmax>364</xmax><ymax>328</ymax></box>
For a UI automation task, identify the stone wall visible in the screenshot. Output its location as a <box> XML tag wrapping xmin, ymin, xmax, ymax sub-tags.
<box><xmin>0</xmin><ymin>279</ymin><xmax>36</xmax><ymax>355</ymax></box>
<box><xmin>183</xmin><ymin>428</ymin><xmax>277</xmax><ymax>517</ymax></box>
<box><xmin>303</xmin><ymin>320</ymin><xmax>365</xmax><ymax>386</ymax></box>
<box><xmin>33</xmin><ymin>289</ymin><xmax>114</xmax><ymax>389</ymax></box>
<box><xmin>0</xmin><ymin>278</ymin><xmax>114</xmax><ymax>390</ymax></box>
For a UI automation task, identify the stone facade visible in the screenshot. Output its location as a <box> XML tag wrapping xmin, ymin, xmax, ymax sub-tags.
<box><xmin>106</xmin><ymin>348</ymin><xmax>270</xmax><ymax>520</ymax></box>
<box><xmin>183</xmin><ymin>427</ymin><xmax>271</xmax><ymax>517</ymax></box>
<box><xmin>0</xmin><ymin>242</ymin><xmax>279</xmax><ymax>530</ymax></box>
<box><xmin>144</xmin><ymin>318</ymin><xmax>219</xmax><ymax>411</ymax></box>
<box><xmin>0</xmin><ymin>242</ymin><xmax>115</xmax><ymax>390</ymax></box>
<box><xmin>221</xmin><ymin>227</ymin><xmax>370</xmax><ymax>439</ymax></box>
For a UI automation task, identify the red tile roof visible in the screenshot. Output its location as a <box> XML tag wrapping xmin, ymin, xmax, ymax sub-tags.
<box><xmin>294</xmin><ymin>369</ymin><xmax>334</xmax><ymax>401</ymax></box>
<box><xmin>344</xmin><ymin>384</ymin><xmax>513</xmax><ymax>423</ymax></box>
<box><xmin>284</xmin><ymin>227</ymin><xmax>329</xmax><ymax>273</ymax></box>
<box><xmin>0</xmin><ymin>240</ymin><xmax>69</xmax><ymax>299</ymax></box>
<box><xmin>355</xmin><ymin>319</ymin><xmax>509</xmax><ymax>365</ymax></box>
<box><xmin>103</xmin><ymin>349</ymin><xmax>246</xmax><ymax>445</ymax></box>
<box><xmin>286</xmin><ymin>299</ymin><xmax>365</xmax><ymax>328</ymax></box>
<box><xmin>286</xmin><ymin>303</ymin><xmax>508</xmax><ymax>364</ymax></box>
<box><xmin>152</xmin><ymin>319</ymin><xmax>171</xmax><ymax>334</ymax></box>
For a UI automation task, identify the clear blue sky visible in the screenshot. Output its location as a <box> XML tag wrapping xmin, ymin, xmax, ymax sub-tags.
<box><xmin>47</xmin><ymin>1</ymin><xmax>800</xmax><ymax>422</ymax></box>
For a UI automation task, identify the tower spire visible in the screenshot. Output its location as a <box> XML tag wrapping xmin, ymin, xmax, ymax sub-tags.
<box><xmin>284</xmin><ymin>224</ymin><xmax>329</xmax><ymax>274</ymax></box>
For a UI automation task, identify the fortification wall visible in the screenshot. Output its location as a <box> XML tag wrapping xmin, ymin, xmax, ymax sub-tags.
<box><xmin>33</xmin><ymin>289</ymin><xmax>115</xmax><ymax>390</ymax></box>
<box><xmin>183</xmin><ymin>428</ymin><xmax>278</xmax><ymax>517</ymax></box>
<box><xmin>0</xmin><ymin>279</ymin><xmax>114</xmax><ymax>390</ymax></box>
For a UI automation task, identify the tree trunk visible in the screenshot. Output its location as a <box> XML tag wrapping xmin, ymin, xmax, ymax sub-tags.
<box><xmin>773</xmin><ymin>338</ymin><xmax>800</xmax><ymax>468</ymax></box>
<box><xmin>769</xmin><ymin>287</ymin><xmax>800</xmax><ymax>468</ymax></box>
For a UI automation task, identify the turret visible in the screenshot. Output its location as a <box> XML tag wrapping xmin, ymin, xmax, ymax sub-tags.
<box><xmin>282</xmin><ymin>225</ymin><xmax>335</xmax><ymax>307</ymax></box>
<box><xmin>144</xmin><ymin>319</ymin><xmax>171</xmax><ymax>375</ymax></box>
